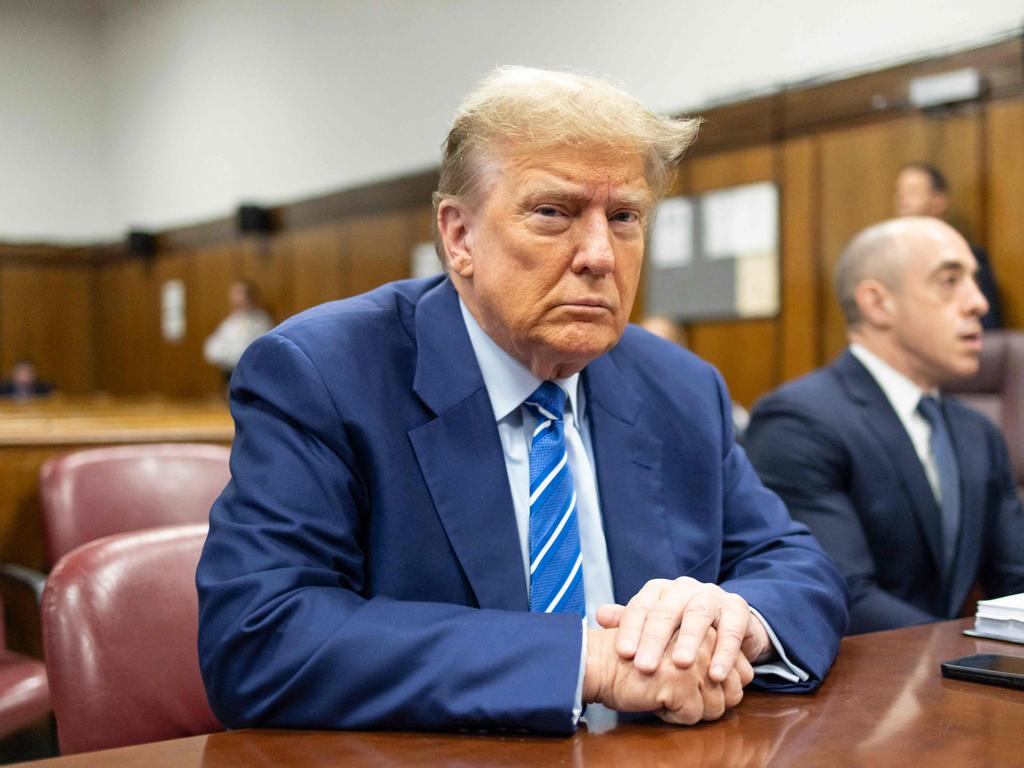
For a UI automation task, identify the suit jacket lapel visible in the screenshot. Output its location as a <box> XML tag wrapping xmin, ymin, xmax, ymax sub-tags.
<box><xmin>407</xmin><ymin>280</ymin><xmax>527</xmax><ymax>611</ymax></box>
<box><xmin>835</xmin><ymin>351</ymin><xmax>946</xmax><ymax>575</ymax></box>
<box><xmin>584</xmin><ymin>354</ymin><xmax>675</xmax><ymax>605</ymax></box>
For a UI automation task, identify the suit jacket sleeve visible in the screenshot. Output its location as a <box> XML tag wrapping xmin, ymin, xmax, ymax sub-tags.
<box><xmin>196</xmin><ymin>332</ymin><xmax>583</xmax><ymax>733</ymax></box>
<box><xmin>745</xmin><ymin>397</ymin><xmax>937</xmax><ymax>634</ymax></box>
<box><xmin>979</xmin><ymin>424</ymin><xmax>1024</xmax><ymax>597</ymax></box>
<box><xmin>706</xmin><ymin>373</ymin><xmax>849</xmax><ymax>690</ymax></box>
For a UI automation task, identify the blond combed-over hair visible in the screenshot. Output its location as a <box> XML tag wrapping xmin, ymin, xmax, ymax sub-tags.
<box><xmin>432</xmin><ymin>66</ymin><xmax>701</xmax><ymax>261</ymax></box>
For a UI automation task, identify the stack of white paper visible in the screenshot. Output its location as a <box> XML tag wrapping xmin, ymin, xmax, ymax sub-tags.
<box><xmin>966</xmin><ymin>593</ymin><xmax>1024</xmax><ymax>644</ymax></box>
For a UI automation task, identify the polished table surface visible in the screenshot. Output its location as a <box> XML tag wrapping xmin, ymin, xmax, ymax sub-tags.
<box><xmin>15</xmin><ymin>618</ymin><xmax>1024</xmax><ymax>767</ymax></box>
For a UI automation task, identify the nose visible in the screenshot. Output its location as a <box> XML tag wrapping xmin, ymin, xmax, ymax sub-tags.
<box><xmin>964</xmin><ymin>274</ymin><xmax>990</xmax><ymax>318</ymax></box>
<box><xmin>571</xmin><ymin>210</ymin><xmax>615</xmax><ymax>275</ymax></box>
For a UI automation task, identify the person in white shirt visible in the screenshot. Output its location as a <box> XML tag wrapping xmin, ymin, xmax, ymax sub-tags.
<box><xmin>203</xmin><ymin>280</ymin><xmax>273</xmax><ymax>384</ymax></box>
<box><xmin>747</xmin><ymin>217</ymin><xmax>1024</xmax><ymax>634</ymax></box>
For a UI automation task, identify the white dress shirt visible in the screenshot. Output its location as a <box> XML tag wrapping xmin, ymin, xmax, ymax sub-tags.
<box><xmin>458</xmin><ymin>301</ymin><xmax>806</xmax><ymax>720</ymax></box>
<box><xmin>850</xmin><ymin>344</ymin><xmax>943</xmax><ymax>501</ymax></box>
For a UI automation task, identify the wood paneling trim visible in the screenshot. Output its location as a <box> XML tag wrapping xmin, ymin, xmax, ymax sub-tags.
<box><xmin>691</xmin><ymin>37</ymin><xmax>1023</xmax><ymax>157</ymax></box>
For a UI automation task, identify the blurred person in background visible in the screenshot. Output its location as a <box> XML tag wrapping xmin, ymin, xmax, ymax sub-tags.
<box><xmin>0</xmin><ymin>359</ymin><xmax>52</xmax><ymax>400</ymax></box>
<box><xmin>203</xmin><ymin>280</ymin><xmax>273</xmax><ymax>385</ymax></box>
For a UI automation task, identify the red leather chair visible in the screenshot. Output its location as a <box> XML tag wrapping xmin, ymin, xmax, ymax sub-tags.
<box><xmin>945</xmin><ymin>330</ymin><xmax>1024</xmax><ymax>496</ymax></box>
<box><xmin>0</xmin><ymin>596</ymin><xmax>50</xmax><ymax>742</ymax></box>
<box><xmin>41</xmin><ymin>524</ymin><xmax>222</xmax><ymax>754</ymax></box>
<box><xmin>39</xmin><ymin>443</ymin><xmax>231</xmax><ymax>565</ymax></box>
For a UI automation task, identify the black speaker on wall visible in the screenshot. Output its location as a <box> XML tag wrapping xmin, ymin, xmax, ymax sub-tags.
<box><xmin>237</xmin><ymin>204</ymin><xmax>273</xmax><ymax>234</ymax></box>
<box><xmin>127</xmin><ymin>230</ymin><xmax>157</xmax><ymax>258</ymax></box>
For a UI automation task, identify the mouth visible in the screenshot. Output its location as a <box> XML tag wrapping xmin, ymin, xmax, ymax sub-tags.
<box><xmin>959</xmin><ymin>330</ymin><xmax>983</xmax><ymax>350</ymax></box>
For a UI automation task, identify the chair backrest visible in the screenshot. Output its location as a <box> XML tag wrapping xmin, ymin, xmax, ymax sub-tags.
<box><xmin>944</xmin><ymin>330</ymin><xmax>1024</xmax><ymax>488</ymax></box>
<box><xmin>41</xmin><ymin>524</ymin><xmax>222</xmax><ymax>754</ymax></box>
<box><xmin>39</xmin><ymin>443</ymin><xmax>231</xmax><ymax>565</ymax></box>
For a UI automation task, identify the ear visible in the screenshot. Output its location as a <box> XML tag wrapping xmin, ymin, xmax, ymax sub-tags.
<box><xmin>854</xmin><ymin>279</ymin><xmax>897</xmax><ymax>329</ymax></box>
<box><xmin>436</xmin><ymin>199</ymin><xmax>475</xmax><ymax>278</ymax></box>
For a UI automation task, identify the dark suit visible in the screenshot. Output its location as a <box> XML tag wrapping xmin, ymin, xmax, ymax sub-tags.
<box><xmin>746</xmin><ymin>350</ymin><xmax>1024</xmax><ymax>635</ymax></box>
<box><xmin>196</xmin><ymin>276</ymin><xmax>847</xmax><ymax>734</ymax></box>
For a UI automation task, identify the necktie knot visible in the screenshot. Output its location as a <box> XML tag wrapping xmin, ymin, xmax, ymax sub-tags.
<box><xmin>917</xmin><ymin>395</ymin><xmax>943</xmax><ymax>426</ymax></box>
<box><xmin>525</xmin><ymin>382</ymin><xmax>567</xmax><ymax>422</ymax></box>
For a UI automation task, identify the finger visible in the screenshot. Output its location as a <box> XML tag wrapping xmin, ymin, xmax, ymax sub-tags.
<box><xmin>613</xmin><ymin>580</ymin><xmax>669</xmax><ymax>660</ymax></box>
<box><xmin>596</xmin><ymin>603</ymin><xmax>625</xmax><ymax>629</ymax></box>
<box><xmin>722</xmin><ymin>667</ymin><xmax>746</xmax><ymax>710</ymax></box>
<box><xmin>670</xmin><ymin>588</ymin><xmax>721</xmax><ymax>668</ymax></box>
<box><xmin>632</xmin><ymin>587</ymin><xmax>699</xmax><ymax>673</ymax></box>
<box><xmin>700</xmin><ymin>680</ymin><xmax>726</xmax><ymax>722</ymax></box>
<box><xmin>708</xmin><ymin>598</ymin><xmax>751</xmax><ymax>682</ymax></box>
<box><xmin>734</xmin><ymin>653</ymin><xmax>755</xmax><ymax>687</ymax></box>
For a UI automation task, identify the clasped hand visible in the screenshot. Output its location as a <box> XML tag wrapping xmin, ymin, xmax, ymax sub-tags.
<box><xmin>583</xmin><ymin>577</ymin><xmax>772</xmax><ymax>725</ymax></box>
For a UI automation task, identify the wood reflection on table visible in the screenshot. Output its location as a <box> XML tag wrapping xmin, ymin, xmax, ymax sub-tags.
<box><xmin>13</xmin><ymin>619</ymin><xmax>1024</xmax><ymax>767</ymax></box>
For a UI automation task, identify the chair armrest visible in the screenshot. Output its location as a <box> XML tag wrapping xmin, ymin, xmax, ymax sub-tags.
<box><xmin>0</xmin><ymin>564</ymin><xmax>46</xmax><ymax>605</ymax></box>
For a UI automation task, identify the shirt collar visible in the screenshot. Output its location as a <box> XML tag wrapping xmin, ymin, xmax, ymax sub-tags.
<box><xmin>458</xmin><ymin>298</ymin><xmax>583</xmax><ymax>423</ymax></box>
<box><xmin>849</xmin><ymin>343</ymin><xmax>937</xmax><ymax>420</ymax></box>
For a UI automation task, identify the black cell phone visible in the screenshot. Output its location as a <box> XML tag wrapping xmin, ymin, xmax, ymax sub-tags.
<box><xmin>940</xmin><ymin>653</ymin><xmax>1024</xmax><ymax>690</ymax></box>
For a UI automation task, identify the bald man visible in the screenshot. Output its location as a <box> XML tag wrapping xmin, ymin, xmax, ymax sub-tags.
<box><xmin>746</xmin><ymin>217</ymin><xmax>1024</xmax><ymax>634</ymax></box>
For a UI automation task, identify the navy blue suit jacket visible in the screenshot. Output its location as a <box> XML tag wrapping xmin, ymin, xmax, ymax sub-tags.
<box><xmin>196</xmin><ymin>277</ymin><xmax>847</xmax><ymax>734</ymax></box>
<box><xmin>746</xmin><ymin>350</ymin><xmax>1024</xmax><ymax>635</ymax></box>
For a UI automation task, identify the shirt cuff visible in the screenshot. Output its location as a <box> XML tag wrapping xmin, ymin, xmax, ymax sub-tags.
<box><xmin>749</xmin><ymin>606</ymin><xmax>809</xmax><ymax>684</ymax></box>
<box><xmin>573</xmin><ymin>618</ymin><xmax>586</xmax><ymax>725</ymax></box>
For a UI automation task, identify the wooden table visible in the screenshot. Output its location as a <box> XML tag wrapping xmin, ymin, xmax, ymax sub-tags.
<box><xmin>13</xmin><ymin>618</ymin><xmax>1024</xmax><ymax>767</ymax></box>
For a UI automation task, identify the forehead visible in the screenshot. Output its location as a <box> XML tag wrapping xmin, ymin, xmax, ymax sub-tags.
<box><xmin>903</xmin><ymin>225</ymin><xmax>975</xmax><ymax>276</ymax></box>
<box><xmin>896</xmin><ymin>168</ymin><xmax>932</xmax><ymax>188</ymax></box>
<box><xmin>489</xmin><ymin>143</ymin><xmax>652</xmax><ymax>203</ymax></box>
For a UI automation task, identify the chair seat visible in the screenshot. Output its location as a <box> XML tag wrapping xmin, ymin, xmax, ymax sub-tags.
<box><xmin>0</xmin><ymin>651</ymin><xmax>50</xmax><ymax>740</ymax></box>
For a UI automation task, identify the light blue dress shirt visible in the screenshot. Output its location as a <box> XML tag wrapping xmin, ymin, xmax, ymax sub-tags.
<box><xmin>458</xmin><ymin>300</ymin><xmax>806</xmax><ymax>722</ymax></box>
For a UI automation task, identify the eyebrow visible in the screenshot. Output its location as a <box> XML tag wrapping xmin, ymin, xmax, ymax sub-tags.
<box><xmin>519</xmin><ymin>184</ymin><xmax>653</xmax><ymax>210</ymax></box>
<box><xmin>928</xmin><ymin>260</ymin><xmax>973</xmax><ymax>278</ymax></box>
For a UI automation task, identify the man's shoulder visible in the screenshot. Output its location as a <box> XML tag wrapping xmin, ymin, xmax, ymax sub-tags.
<box><xmin>272</xmin><ymin>276</ymin><xmax>445</xmax><ymax>347</ymax></box>
<box><xmin>613</xmin><ymin>324</ymin><xmax>713</xmax><ymax>375</ymax></box>
<box><xmin>752</xmin><ymin>361</ymin><xmax>848</xmax><ymax>418</ymax></box>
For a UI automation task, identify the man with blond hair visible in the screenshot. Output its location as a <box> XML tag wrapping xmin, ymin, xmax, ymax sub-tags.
<box><xmin>198</xmin><ymin>66</ymin><xmax>846</xmax><ymax>734</ymax></box>
<box><xmin>747</xmin><ymin>217</ymin><xmax>1024</xmax><ymax>635</ymax></box>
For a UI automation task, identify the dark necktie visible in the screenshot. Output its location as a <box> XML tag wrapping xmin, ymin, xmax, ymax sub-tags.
<box><xmin>523</xmin><ymin>382</ymin><xmax>585</xmax><ymax>618</ymax></box>
<box><xmin>917</xmin><ymin>395</ymin><xmax>961</xmax><ymax>572</ymax></box>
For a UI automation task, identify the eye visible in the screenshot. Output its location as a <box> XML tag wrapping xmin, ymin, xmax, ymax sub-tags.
<box><xmin>610</xmin><ymin>210</ymin><xmax>642</xmax><ymax>225</ymax></box>
<box><xmin>535</xmin><ymin>205</ymin><xmax>564</xmax><ymax>218</ymax></box>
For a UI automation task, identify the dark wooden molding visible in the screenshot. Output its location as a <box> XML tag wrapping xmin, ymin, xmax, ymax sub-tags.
<box><xmin>689</xmin><ymin>37</ymin><xmax>1023</xmax><ymax>157</ymax></box>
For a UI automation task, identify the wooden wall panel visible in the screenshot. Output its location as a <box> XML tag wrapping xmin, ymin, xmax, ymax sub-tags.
<box><xmin>682</xmin><ymin>145</ymin><xmax>779</xmax><ymax>407</ymax></box>
<box><xmin>286</xmin><ymin>223</ymin><xmax>349</xmax><ymax>314</ymax></box>
<box><xmin>986</xmin><ymin>100</ymin><xmax>1024</xmax><ymax>328</ymax></box>
<box><xmin>237</xmin><ymin>237</ymin><xmax>294</xmax><ymax>327</ymax></box>
<box><xmin>151</xmin><ymin>253</ymin><xmax>195</xmax><ymax>399</ymax></box>
<box><xmin>778</xmin><ymin>137</ymin><xmax>820</xmax><ymax>383</ymax></box>
<box><xmin>188</xmin><ymin>243</ymin><xmax>239</xmax><ymax>397</ymax></box>
<box><xmin>95</xmin><ymin>258</ymin><xmax>160</xmax><ymax>394</ymax></box>
<box><xmin>347</xmin><ymin>211</ymin><xmax>416</xmax><ymax>299</ymax></box>
<box><xmin>0</xmin><ymin>264</ymin><xmax>96</xmax><ymax>393</ymax></box>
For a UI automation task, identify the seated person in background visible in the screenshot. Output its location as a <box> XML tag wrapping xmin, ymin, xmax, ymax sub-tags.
<box><xmin>202</xmin><ymin>280</ymin><xmax>273</xmax><ymax>384</ymax></box>
<box><xmin>197</xmin><ymin>65</ymin><xmax>847</xmax><ymax>734</ymax></box>
<box><xmin>746</xmin><ymin>217</ymin><xmax>1024</xmax><ymax>635</ymax></box>
<box><xmin>0</xmin><ymin>359</ymin><xmax>52</xmax><ymax>399</ymax></box>
<box><xmin>894</xmin><ymin>162</ymin><xmax>1002</xmax><ymax>328</ymax></box>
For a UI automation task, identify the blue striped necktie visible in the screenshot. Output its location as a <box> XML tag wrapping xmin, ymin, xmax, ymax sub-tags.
<box><xmin>917</xmin><ymin>395</ymin><xmax>962</xmax><ymax>572</ymax></box>
<box><xmin>524</xmin><ymin>382</ymin><xmax>585</xmax><ymax>618</ymax></box>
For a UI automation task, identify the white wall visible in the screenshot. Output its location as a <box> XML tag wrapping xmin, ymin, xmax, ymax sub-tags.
<box><xmin>0</xmin><ymin>1</ymin><xmax>114</xmax><ymax>241</ymax></box>
<box><xmin>3</xmin><ymin>0</ymin><xmax>1022</xmax><ymax>242</ymax></box>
